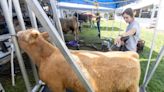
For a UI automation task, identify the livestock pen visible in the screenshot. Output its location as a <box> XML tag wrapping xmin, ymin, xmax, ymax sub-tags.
<box><xmin>0</xmin><ymin>20</ymin><xmax>164</xmax><ymax>92</ymax></box>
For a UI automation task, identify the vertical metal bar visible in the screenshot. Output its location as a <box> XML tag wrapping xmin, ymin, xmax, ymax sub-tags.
<box><xmin>142</xmin><ymin>24</ymin><xmax>157</xmax><ymax>84</ymax></box>
<box><xmin>27</xmin><ymin>3</ymin><xmax>40</xmax><ymax>84</ymax></box>
<box><xmin>8</xmin><ymin>0</ymin><xmax>13</xmax><ymax>22</ymax></box>
<box><xmin>60</xmin><ymin>9</ymin><xmax>64</xmax><ymax>18</ymax></box>
<box><xmin>144</xmin><ymin>46</ymin><xmax>164</xmax><ymax>87</ymax></box>
<box><xmin>30</xmin><ymin>60</ymin><xmax>39</xmax><ymax>84</ymax></box>
<box><xmin>14</xmin><ymin>0</ymin><xmax>39</xmax><ymax>84</ymax></box>
<box><xmin>10</xmin><ymin>44</ymin><xmax>15</xmax><ymax>86</ymax></box>
<box><xmin>23</xmin><ymin>0</ymin><xmax>40</xmax><ymax>83</ymax></box>
<box><xmin>0</xmin><ymin>1</ymin><xmax>31</xmax><ymax>92</ymax></box>
<box><xmin>139</xmin><ymin>8</ymin><xmax>142</xmax><ymax>18</ymax></box>
<box><xmin>24</xmin><ymin>0</ymin><xmax>94</xmax><ymax>91</ymax></box>
<box><xmin>8</xmin><ymin>0</ymin><xmax>15</xmax><ymax>86</ymax></box>
<box><xmin>27</xmin><ymin>4</ymin><xmax>38</xmax><ymax>29</ymax></box>
<box><xmin>143</xmin><ymin>0</ymin><xmax>162</xmax><ymax>84</ymax></box>
<box><xmin>12</xmin><ymin>0</ymin><xmax>26</xmax><ymax>30</ymax></box>
<box><xmin>151</xmin><ymin>4</ymin><xmax>156</xmax><ymax>19</ymax></box>
<box><xmin>50</xmin><ymin>0</ymin><xmax>64</xmax><ymax>41</ymax></box>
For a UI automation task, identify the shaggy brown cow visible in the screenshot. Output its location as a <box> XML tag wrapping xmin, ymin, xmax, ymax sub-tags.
<box><xmin>17</xmin><ymin>29</ymin><xmax>140</xmax><ymax>92</ymax></box>
<box><xmin>60</xmin><ymin>17</ymin><xmax>79</xmax><ymax>40</ymax></box>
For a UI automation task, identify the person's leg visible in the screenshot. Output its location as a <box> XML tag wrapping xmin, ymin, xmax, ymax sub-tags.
<box><xmin>97</xmin><ymin>22</ymin><xmax>100</xmax><ymax>33</ymax></box>
<box><xmin>97</xmin><ymin>22</ymin><xmax>100</xmax><ymax>37</ymax></box>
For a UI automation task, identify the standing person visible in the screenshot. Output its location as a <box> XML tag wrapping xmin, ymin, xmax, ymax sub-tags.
<box><xmin>96</xmin><ymin>13</ymin><xmax>101</xmax><ymax>38</ymax></box>
<box><xmin>114</xmin><ymin>8</ymin><xmax>141</xmax><ymax>52</ymax></box>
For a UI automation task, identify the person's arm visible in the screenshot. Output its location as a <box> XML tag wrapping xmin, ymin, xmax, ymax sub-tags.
<box><xmin>114</xmin><ymin>28</ymin><xmax>136</xmax><ymax>44</ymax></box>
<box><xmin>119</xmin><ymin>28</ymin><xmax>136</xmax><ymax>37</ymax></box>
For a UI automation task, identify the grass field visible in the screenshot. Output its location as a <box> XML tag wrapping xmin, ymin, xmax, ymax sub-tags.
<box><xmin>0</xmin><ymin>20</ymin><xmax>164</xmax><ymax>92</ymax></box>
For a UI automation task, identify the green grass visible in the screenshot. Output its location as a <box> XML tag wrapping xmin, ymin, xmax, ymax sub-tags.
<box><xmin>0</xmin><ymin>20</ymin><xmax>164</xmax><ymax>92</ymax></box>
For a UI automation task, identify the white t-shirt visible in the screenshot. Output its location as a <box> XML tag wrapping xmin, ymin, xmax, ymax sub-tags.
<box><xmin>125</xmin><ymin>20</ymin><xmax>140</xmax><ymax>51</ymax></box>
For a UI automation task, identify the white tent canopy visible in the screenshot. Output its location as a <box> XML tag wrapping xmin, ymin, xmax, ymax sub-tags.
<box><xmin>57</xmin><ymin>2</ymin><xmax>114</xmax><ymax>11</ymax></box>
<box><xmin>116</xmin><ymin>0</ymin><xmax>160</xmax><ymax>12</ymax></box>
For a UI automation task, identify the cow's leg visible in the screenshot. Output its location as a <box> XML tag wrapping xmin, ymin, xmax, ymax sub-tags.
<box><xmin>73</xmin><ymin>31</ymin><xmax>77</xmax><ymax>41</ymax></box>
<box><xmin>76</xmin><ymin>30</ymin><xmax>79</xmax><ymax>41</ymax></box>
<box><xmin>74</xmin><ymin>28</ymin><xmax>79</xmax><ymax>41</ymax></box>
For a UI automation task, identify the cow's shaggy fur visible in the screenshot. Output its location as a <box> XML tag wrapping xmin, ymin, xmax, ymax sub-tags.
<box><xmin>17</xmin><ymin>29</ymin><xmax>140</xmax><ymax>92</ymax></box>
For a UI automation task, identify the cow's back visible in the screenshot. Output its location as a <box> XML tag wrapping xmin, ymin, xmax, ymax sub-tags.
<box><xmin>71</xmin><ymin>51</ymin><xmax>140</xmax><ymax>92</ymax></box>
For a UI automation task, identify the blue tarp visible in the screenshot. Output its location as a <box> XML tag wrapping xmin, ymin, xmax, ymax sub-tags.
<box><xmin>58</xmin><ymin>0</ymin><xmax>136</xmax><ymax>8</ymax></box>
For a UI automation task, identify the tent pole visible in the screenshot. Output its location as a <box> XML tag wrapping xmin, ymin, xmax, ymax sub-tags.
<box><xmin>142</xmin><ymin>21</ymin><xmax>158</xmax><ymax>84</ymax></box>
<box><xmin>10</xmin><ymin>43</ymin><xmax>15</xmax><ymax>86</ymax></box>
<box><xmin>26</xmin><ymin>4</ymin><xmax>38</xmax><ymax>29</ymax></box>
<box><xmin>144</xmin><ymin>46</ymin><xmax>164</xmax><ymax>87</ymax></box>
<box><xmin>140</xmin><ymin>46</ymin><xmax>164</xmax><ymax>92</ymax></box>
<box><xmin>13</xmin><ymin>0</ymin><xmax>26</xmax><ymax>30</ymax></box>
<box><xmin>8</xmin><ymin>0</ymin><xmax>13</xmax><ymax>21</ymax></box>
<box><xmin>50</xmin><ymin>0</ymin><xmax>64</xmax><ymax>41</ymax></box>
<box><xmin>142</xmin><ymin>0</ymin><xmax>162</xmax><ymax>85</ymax></box>
<box><xmin>139</xmin><ymin>8</ymin><xmax>142</xmax><ymax>18</ymax></box>
<box><xmin>24</xmin><ymin>0</ymin><xmax>40</xmax><ymax>84</ymax></box>
<box><xmin>14</xmin><ymin>0</ymin><xmax>40</xmax><ymax>87</ymax></box>
<box><xmin>8</xmin><ymin>0</ymin><xmax>16</xmax><ymax>87</ymax></box>
<box><xmin>151</xmin><ymin>4</ymin><xmax>156</xmax><ymax>19</ymax></box>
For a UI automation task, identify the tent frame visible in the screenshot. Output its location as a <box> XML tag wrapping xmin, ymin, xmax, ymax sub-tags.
<box><xmin>140</xmin><ymin>0</ymin><xmax>164</xmax><ymax>91</ymax></box>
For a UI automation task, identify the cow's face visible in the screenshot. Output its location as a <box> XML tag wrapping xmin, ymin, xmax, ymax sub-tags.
<box><xmin>17</xmin><ymin>29</ymin><xmax>49</xmax><ymax>52</ymax></box>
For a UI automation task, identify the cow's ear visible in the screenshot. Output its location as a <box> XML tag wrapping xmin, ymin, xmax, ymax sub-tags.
<box><xmin>41</xmin><ymin>32</ymin><xmax>49</xmax><ymax>40</ymax></box>
<box><xmin>27</xmin><ymin>32</ymin><xmax>39</xmax><ymax>44</ymax></box>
